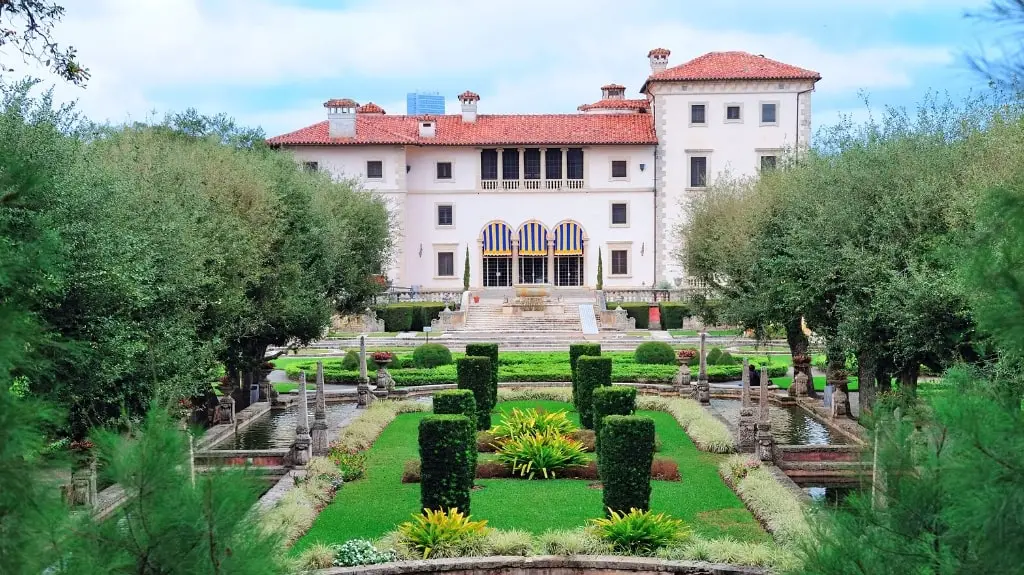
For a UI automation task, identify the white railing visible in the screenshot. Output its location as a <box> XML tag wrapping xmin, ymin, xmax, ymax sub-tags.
<box><xmin>480</xmin><ymin>179</ymin><xmax>586</xmax><ymax>191</ymax></box>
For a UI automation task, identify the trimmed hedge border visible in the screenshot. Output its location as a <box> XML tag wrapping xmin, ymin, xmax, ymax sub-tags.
<box><xmin>569</xmin><ymin>343</ymin><xmax>601</xmax><ymax>410</ymax></box>
<box><xmin>617</xmin><ymin>303</ymin><xmax>650</xmax><ymax>329</ymax></box>
<box><xmin>600</xmin><ymin>415</ymin><xmax>656</xmax><ymax>514</ymax></box>
<box><xmin>376</xmin><ymin>303</ymin><xmax>448</xmax><ymax>332</ymax></box>
<box><xmin>419</xmin><ymin>414</ymin><xmax>476</xmax><ymax>513</ymax></box>
<box><xmin>432</xmin><ymin>389</ymin><xmax>476</xmax><ymax>421</ymax></box>
<box><xmin>466</xmin><ymin>343</ymin><xmax>499</xmax><ymax>405</ymax></box>
<box><xmin>457</xmin><ymin>357</ymin><xmax>495</xmax><ymax>430</ymax></box>
<box><xmin>658</xmin><ymin>302</ymin><xmax>691</xmax><ymax>329</ymax></box>
<box><xmin>576</xmin><ymin>356</ymin><xmax>612</xmax><ymax>429</ymax></box>
<box><xmin>592</xmin><ymin>386</ymin><xmax>637</xmax><ymax>465</ymax></box>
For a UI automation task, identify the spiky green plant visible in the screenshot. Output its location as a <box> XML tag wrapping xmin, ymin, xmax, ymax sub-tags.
<box><xmin>397</xmin><ymin>508</ymin><xmax>489</xmax><ymax>559</ymax></box>
<box><xmin>590</xmin><ymin>508</ymin><xmax>690</xmax><ymax>554</ymax></box>
<box><xmin>495</xmin><ymin>430</ymin><xmax>588</xmax><ymax>479</ymax></box>
<box><xmin>490</xmin><ymin>407</ymin><xmax>577</xmax><ymax>441</ymax></box>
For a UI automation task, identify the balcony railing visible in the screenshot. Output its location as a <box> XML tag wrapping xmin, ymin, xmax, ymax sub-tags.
<box><xmin>481</xmin><ymin>179</ymin><xmax>586</xmax><ymax>191</ymax></box>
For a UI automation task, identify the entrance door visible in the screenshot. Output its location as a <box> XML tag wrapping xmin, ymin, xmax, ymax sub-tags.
<box><xmin>555</xmin><ymin>255</ymin><xmax>583</xmax><ymax>286</ymax></box>
<box><xmin>483</xmin><ymin>256</ymin><xmax>512</xmax><ymax>287</ymax></box>
<box><xmin>518</xmin><ymin>256</ymin><xmax>547</xmax><ymax>284</ymax></box>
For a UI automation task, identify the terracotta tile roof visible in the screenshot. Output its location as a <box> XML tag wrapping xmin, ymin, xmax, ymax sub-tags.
<box><xmin>647</xmin><ymin>51</ymin><xmax>820</xmax><ymax>83</ymax></box>
<box><xmin>601</xmin><ymin>83</ymin><xmax>626</xmax><ymax>90</ymax></box>
<box><xmin>357</xmin><ymin>102</ymin><xmax>385</xmax><ymax>114</ymax></box>
<box><xmin>267</xmin><ymin>113</ymin><xmax>657</xmax><ymax>147</ymax></box>
<box><xmin>324</xmin><ymin>98</ymin><xmax>359</xmax><ymax>108</ymax></box>
<box><xmin>648</xmin><ymin>47</ymin><xmax>671</xmax><ymax>57</ymax></box>
<box><xmin>458</xmin><ymin>90</ymin><xmax>480</xmax><ymax>101</ymax></box>
<box><xmin>577</xmin><ymin>98</ymin><xmax>650</xmax><ymax>112</ymax></box>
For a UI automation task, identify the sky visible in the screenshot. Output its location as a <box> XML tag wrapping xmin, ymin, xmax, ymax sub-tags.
<box><xmin>11</xmin><ymin>0</ymin><xmax>1013</xmax><ymax>139</ymax></box>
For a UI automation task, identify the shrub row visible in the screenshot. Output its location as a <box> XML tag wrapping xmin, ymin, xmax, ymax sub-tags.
<box><xmin>376</xmin><ymin>303</ymin><xmax>448</xmax><ymax>332</ymax></box>
<box><xmin>719</xmin><ymin>455</ymin><xmax>810</xmax><ymax>544</ymax></box>
<box><xmin>576</xmin><ymin>356</ymin><xmax>612</xmax><ymax>429</ymax></box>
<box><xmin>636</xmin><ymin>397</ymin><xmax>735</xmax><ymax>453</ymax></box>
<box><xmin>457</xmin><ymin>357</ymin><xmax>495</xmax><ymax>430</ymax></box>
<box><xmin>600</xmin><ymin>415</ymin><xmax>656</xmax><ymax>514</ymax></box>
<box><xmin>401</xmin><ymin>457</ymin><xmax>679</xmax><ymax>482</ymax></box>
<box><xmin>419</xmin><ymin>415</ymin><xmax>477</xmax><ymax>514</ymax></box>
<box><xmin>657</xmin><ymin>302</ymin><xmax>691</xmax><ymax>329</ymax></box>
<box><xmin>592</xmin><ymin>386</ymin><xmax>636</xmax><ymax>463</ymax></box>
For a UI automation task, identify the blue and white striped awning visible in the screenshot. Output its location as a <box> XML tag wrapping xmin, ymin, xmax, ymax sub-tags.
<box><xmin>554</xmin><ymin>221</ymin><xmax>584</xmax><ymax>255</ymax></box>
<box><xmin>482</xmin><ymin>221</ymin><xmax>513</xmax><ymax>256</ymax></box>
<box><xmin>518</xmin><ymin>221</ymin><xmax>549</xmax><ymax>256</ymax></box>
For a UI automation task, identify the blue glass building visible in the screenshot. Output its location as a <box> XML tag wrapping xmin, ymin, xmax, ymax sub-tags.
<box><xmin>406</xmin><ymin>92</ymin><xmax>445</xmax><ymax>115</ymax></box>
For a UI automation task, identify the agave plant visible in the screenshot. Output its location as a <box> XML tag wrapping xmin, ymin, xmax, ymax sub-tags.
<box><xmin>589</xmin><ymin>508</ymin><xmax>690</xmax><ymax>554</ymax></box>
<box><xmin>397</xmin><ymin>508</ymin><xmax>489</xmax><ymax>559</ymax></box>
<box><xmin>490</xmin><ymin>408</ymin><xmax>577</xmax><ymax>441</ymax></box>
<box><xmin>495</xmin><ymin>429</ymin><xmax>588</xmax><ymax>479</ymax></box>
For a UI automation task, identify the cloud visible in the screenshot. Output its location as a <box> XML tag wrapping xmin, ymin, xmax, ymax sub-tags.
<box><xmin>36</xmin><ymin>0</ymin><xmax>963</xmax><ymax>135</ymax></box>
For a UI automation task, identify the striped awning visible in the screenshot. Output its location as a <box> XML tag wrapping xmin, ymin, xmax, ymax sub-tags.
<box><xmin>481</xmin><ymin>221</ymin><xmax>513</xmax><ymax>256</ymax></box>
<box><xmin>554</xmin><ymin>221</ymin><xmax>585</xmax><ymax>255</ymax></box>
<box><xmin>518</xmin><ymin>221</ymin><xmax>549</xmax><ymax>256</ymax></box>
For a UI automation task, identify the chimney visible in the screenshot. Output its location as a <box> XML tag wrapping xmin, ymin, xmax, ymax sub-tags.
<box><xmin>647</xmin><ymin>48</ymin><xmax>670</xmax><ymax>74</ymax></box>
<box><xmin>601</xmin><ymin>83</ymin><xmax>626</xmax><ymax>100</ymax></box>
<box><xmin>418</xmin><ymin>115</ymin><xmax>436</xmax><ymax>138</ymax></box>
<box><xmin>458</xmin><ymin>90</ymin><xmax>480</xmax><ymax>123</ymax></box>
<box><xmin>324</xmin><ymin>98</ymin><xmax>358</xmax><ymax>138</ymax></box>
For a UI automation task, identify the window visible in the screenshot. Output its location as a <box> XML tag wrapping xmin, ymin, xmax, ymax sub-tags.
<box><xmin>545</xmin><ymin>148</ymin><xmax>562</xmax><ymax>180</ymax></box>
<box><xmin>611</xmin><ymin>202</ymin><xmax>628</xmax><ymax>226</ymax></box>
<box><xmin>524</xmin><ymin>148</ymin><xmax>541</xmax><ymax>179</ymax></box>
<box><xmin>760</xmin><ymin>155</ymin><xmax>777</xmax><ymax>171</ymax></box>
<box><xmin>436</xmin><ymin>162</ymin><xmax>452</xmax><ymax>180</ymax></box>
<box><xmin>611</xmin><ymin>160</ymin><xmax>628</xmax><ymax>179</ymax></box>
<box><xmin>566</xmin><ymin>148</ymin><xmax>584</xmax><ymax>179</ymax></box>
<box><xmin>726</xmin><ymin>105</ymin><xmax>741</xmax><ymax>121</ymax></box>
<box><xmin>366</xmin><ymin>160</ymin><xmax>383</xmax><ymax>179</ymax></box>
<box><xmin>480</xmin><ymin>149</ymin><xmax>498</xmax><ymax>180</ymax></box>
<box><xmin>302</xmin><ymin>161</ymin><xmax>318</xmax><ymax>172</ymax></box>
<box><xmin>502</xmin><ymin>149</ymin><xmax>519</xmax><ymax>180</ymax></box>
<box><xmin>437</xmin><ymin>251</ymin><xmax>455</xmax><ymax>277</ymax></box>
<box><xmin>436</xmin><ymin>204</ymin><xmax>453</xmax><ymax>227</ymax></box>
<box><xmin>611</xmin><ymin>250</ymin><xmax>629</xmax><ymax>276</ymax></box>
<box><xmin>690</xmin><ymin>104</ymin><xmax>706</xmax><ymax>125</ymax></box>
<box><xmin>761</xmin><ymin>102</ymin><xmax>778</xmax><ymax>125</ymax></box>
<box><xmin>689</xmin><ymin>156</ymin><xmax>707</xmax><ymax>188</ymax></box>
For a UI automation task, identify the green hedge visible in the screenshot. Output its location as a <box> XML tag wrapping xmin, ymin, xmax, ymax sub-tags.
<box><xmin>569</xmin><ymin>343</ymin><xmax>602</xmax><ymax>410</ymax></box>
<box><xmin>657</xmin><ymin>302</ymin><xmax>691</xmax><ymax>329</ymax></box>
<box><xmin>576</xmin><ymin>355</ymin><xmax>613</xmax><ymax>429</ymax></box>
<box><xmin>432</xmin><ymin>389</ymin><xmax>476</xmax><ymax>421</ymax></box>
<box><xmin>465</xmin><ymin>343</ymin><xmax>499</xmax><ymax>405</ymax></box>
<box><xmin>634</xmin><ymin>341</ymin><xmax>675</xmax><ymax>365</ymax></box>
<box><xmin>341</xmin><ymin>349</ymin><xmax>359</xmax><ymax>371</ymax></box>
<box><xmin>592</xmin><ymin>386</ymin><xmax>637</xmax><ymax>465</ymax></box>
<box><xmin>376</xmin><ymin>303</ymin><xmax>448</xmax><ymax>332</ymax></box>
<box><xmin>599</xmin><ymin>415</ymin><xmax>655</xmax><ymax>514</ymax></box>
<box><xmin>456</xmin><ymin>357</ymin><xmax>494</xmax><ymax>430</ymax></box>
<box><xmin>412</xmin><ymin>343</ymin><xmax>452</xmax><ymax>368</ymax></box>
<box><xmin>419</xmin><ymin>415</ymin><xmax>476</xmax><ymax>513</ymax></box>
<box><xmin>618</xmin><ymin>303</ymin><xmax>650</xmax><ymax>330</ymax></box>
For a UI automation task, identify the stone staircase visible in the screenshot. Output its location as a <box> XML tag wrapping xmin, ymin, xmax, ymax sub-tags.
<box><xmin>459</xmin><ymin>302</ymin><xmax>590</xmax><ymax>332</ymax></box>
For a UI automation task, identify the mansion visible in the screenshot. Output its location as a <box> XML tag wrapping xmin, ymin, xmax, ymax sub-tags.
<box><xmin>267</xmin><ymin>49</ymin><xmax>820</xmax><ymax>290</ymax></box>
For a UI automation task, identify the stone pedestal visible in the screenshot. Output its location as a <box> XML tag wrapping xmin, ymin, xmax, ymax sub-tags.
<box><xmin>311</xmin><ymin>361</ymin><xmax>329</xmax><ymax>457</ymax></box>
<box><xmin>217</xmin><ymin>395</ymin><xmax>235</xmax><ymax>425</ymax></box>
<box><xmin>356</xmin><ymin>334</ymin><xmax>374</xmax><ymax>408</ymax></box>
<box><xmin>289</xmin><ymin>371</ymin><xmax>312</xmax><ymax>467</ymax></box>
<box><xmin>696</xmin><ymin>332</ymin><xmax>710</xmax><ymax>404</ymax></box>
<box><xmin>756</xmin><ymin>422</ymin><xmax>775</xmax><ymax>463</ymax></box>
<box><xmin>738</xmin><ymin>358</ymin><xmax>756</xmax><ymax>452</ymax></box>
<box><xmin>832</xmin><ymin>388</ymin><xmax>849</xmax><ymax>418</ymax></box>
<box><xmin>789</xmin><ymin>371</ymin><xmax>810</xmax><ymax>398</ymax></box>
<box><xmin>673</xmin><ymin>364</ymin><xmax>692</xmax><ymax>396</ymax></box>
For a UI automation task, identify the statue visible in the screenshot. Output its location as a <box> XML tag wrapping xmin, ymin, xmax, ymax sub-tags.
<box><xmin>789</xmin><ymin>371</ymin><xmax>810</xmax><ymax>398</ymax></box>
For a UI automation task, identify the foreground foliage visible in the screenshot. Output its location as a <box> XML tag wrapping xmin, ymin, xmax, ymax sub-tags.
<box><xmin>590</xmin><ymin>508</ymin><xmax>690</xmax><ymax>554</ymax></box>
<box><xmin>495</xmin><ymin>430</ymin><xmax>589</xmax><ymax>479</ymax></box>
<box><xmin>396</xmin><ymin>508</ymin><xmax>490</xmax><ymax>559</ymax></box>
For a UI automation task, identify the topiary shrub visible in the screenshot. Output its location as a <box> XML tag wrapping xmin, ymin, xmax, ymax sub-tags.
<box><xmin>418</xmin><ymin>414</ymin><xmax>476</xmax><ymax>514</ymax></box>
<box><xmin>658</xmin><ymin>302</ymin><xmax>691</xmax><ymax>330</ymax></box>
<box><xmin>411</xmin><ymin>303</ymin><xmax>446</xmax><ymax>332</ymax></box>
<box><xmin>378</xmin><ymin>305</ymin><xmax>414</xmax><ymax>332</ymax></box>
<box><xmin>457</xmin><ymin>357</ymin><xmax>494</xmax><ymax>430</ymax></box>
<box><xmin>465</xmin><ymin>343</ymin><xmax>499</xmax><ymax>405</ymax></box>
<box><xmin>599</xmin><ymin>415</ymin><xmax>655</xmax><ymax>514</ymax></box>
<box><xmin>618</xmin><ymin>303</ymin><xmax>650</xmax><ymax>329</ymax></box>
<box><xmin>341</xmin><ymin>349</ymin><xmax>360</xmax><ymax>371</ymax></box>
<box><xmin>634</xmin><ymin>341</ymin><xmax>675</xmax><ymax>365</ymax></box>
<box><xmin>576</xmin><ymin>356</ymin><xmax>613</xmax><ymax>429</ymax></box>
<box><xmin>592</xmin><ymin>386</ymin><xmax>637</xmax><ymax>464</ymax></box>
<box><xmin>413</xmin><ymin>343</ymin><xmax>453</xmax><ymax>368</ymax></box>
<box><xmin>433</xmin><ymin>389</ymin><xmax>476</xmax><ymax>421</ymax></box>
<box><xmin>569</xmin><ymin>343</ymin><xmax>601</xmax><ymax>410</ymax></box>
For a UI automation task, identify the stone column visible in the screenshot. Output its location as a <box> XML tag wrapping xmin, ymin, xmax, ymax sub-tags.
<box><xmin>540</xmin><ymin>148</ymin><xmax>547</xmax><ymax>187</ymax></box>
<box><xmin>357</xmin><ymin>335</ymin><xmax>372</xmax><ymax>408</ymax></box>
<box><xmin>291</xmin><ymin>371</ymin><xmax>312</xmax><ymax>466</ymax></box>
<box><xmin>547</xmin><ymin>239</ymin><xmax>556</xmax><ymax>286</ymax></box>
<box><xmin>497</xmin><ymin>148</ymin><xmax>504</xmax><ymax>186</ymax></box>
<box><xmin>511</xmin><ymin>239</ymin><xmax>520</xmax><ymax>287</ymax></box>
<box><xmin>560</xmin><ymin>147</ymin><xmax>568</xmax><ymax>185</ymax></box>
<box><xmin>756</xmin><ymin>365</ymin><xmax>774</xmax><ymax>463</ymax></box>
<box><xmin>311</xmin><ymin>361</ymin><xmax>328</xmax><ymax>456</ymax></box>
<box><xmin>696</xmin><ymin>331</ymin><xmax>710</xmax><ymax>404</ymax></box>
<box><xmin>738</xmin><ymin>358</ymin><xmax>756</xmax><ymax>452</ymax></box>
<box><xmin>517</xmin><ymin>147</ymin><xmax>525</xmax><ymax>187</ymax></box>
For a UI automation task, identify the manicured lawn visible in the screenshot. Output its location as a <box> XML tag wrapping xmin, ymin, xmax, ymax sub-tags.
<box><xmin>328</xmin><ymin>331</ymin><xmax>404</xmax><ymax>338</ymax></box>
<box><xmin>669</xmin><ymin>330</ymin><xmax>699</xmax><ymax>337</ymax></box>
<box><xmin>771</xmin><ymin>375</ymin><xmax>860</xmax><ymax>392</ymax></box>
<box><xmin>669</xmin><ymin>329</ymin><xmax>744</xmax><ymax>338</ymax></box>
<box><xmin>295</xmin><ymin>400</ymin><xmax>768</xmax><ymax>552</ymax></box>
<box><xmin>272</xmin><ymin>382</ymin><xmax>316</xmax><ymax>393</ymax></box>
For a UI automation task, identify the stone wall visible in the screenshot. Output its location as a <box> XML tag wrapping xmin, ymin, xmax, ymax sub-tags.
<box><xmin>315</xmin><ymin>555</ymin><xmax>765</xmax><ymax>575</ymax></box>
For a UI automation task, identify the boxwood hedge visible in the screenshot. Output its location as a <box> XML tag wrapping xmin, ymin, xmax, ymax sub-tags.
<box><xmin>412</xmin><ymin>343</ymin><xmax>453</xmax><ymax>368</ymax></box>
<box><xmin>657</xmin><ymin>302</ymin><xmax>691</xmax><ymax>329</ymax></box>
<box><xmin>569</xmin><ymin>343</ymin><xmax>601</xmax><ymax>410</ymax></box>
<box><xmin>419</xmin><ymin>414</ymin><xmax>476</xmax><ymax>513</ymax></box>
<box><xmin>432</xmin><ymin>389</ymin><xmax>476</xmax><ymax>421</ymax></box>
<box><xmin>456</xmin><ymin>356</ymin><xmax>494</xmax><ymax>430</ymax></box>
<box><xmin>599</xmin><ymin>415</ymin><xmax>655</xmax><ymax>514</ymax></box>
<box><xmin>376</xmin><ymin>303</ymin><xmax>448</xmax><ymax>332</ymax></box>
<box><xmin>592</xmin><ymin>386</ymin><xmax>637</xmax><ymax>464</ymax></box>
<box><xmin>617</xmin><ymin>303</ymin><xmax>650</xmax><ymax>330</ymax></box>
<box><xmin>465</xmin><ymin>343</ymin><xmax>499</xmax><ymax>404</ymax></box>
<box><xmin>576</xmin><ymin>355</ymin><xmax>613</xmax><ymax>429</ymax></box>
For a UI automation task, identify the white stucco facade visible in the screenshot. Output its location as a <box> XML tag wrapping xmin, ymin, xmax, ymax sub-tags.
<box><xmin>270</xmin><ymin>50</ymin><xmax>819</xmax><ymax>289</ymax></box>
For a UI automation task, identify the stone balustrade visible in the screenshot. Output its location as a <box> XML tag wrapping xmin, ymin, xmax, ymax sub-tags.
<box><xmin>313</xmin><ymin>555</ymin><xmax>766</xmax><ymax>575</ymax></box>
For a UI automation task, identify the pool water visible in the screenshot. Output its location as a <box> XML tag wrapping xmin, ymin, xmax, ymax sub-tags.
<box><xmin>710</xmin><ymin>398</ymin><xmax>849</xmax><ymax>445</ymax></box>
<box><xmin>212</xmin><ymin>403</ymin><xmax>358</xmax><ymax>450</ymax></box>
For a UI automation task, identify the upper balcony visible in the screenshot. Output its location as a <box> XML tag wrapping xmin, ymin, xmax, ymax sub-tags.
<box><xmin>479</xmin><ymin>147</ymin><xmax>585</xmax><ymax>191</ymax></box>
